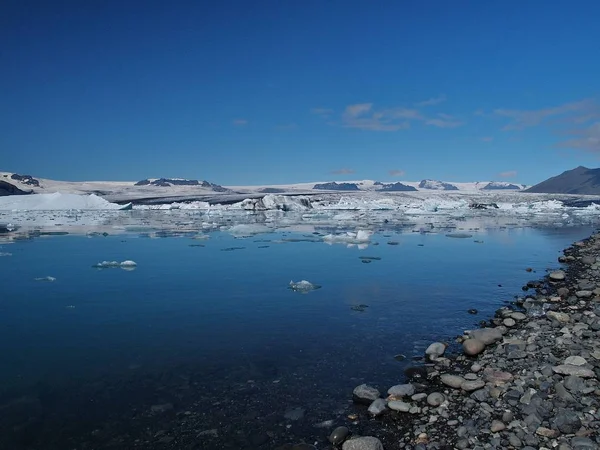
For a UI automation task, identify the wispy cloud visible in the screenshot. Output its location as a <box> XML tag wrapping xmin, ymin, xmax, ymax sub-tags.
<box><xmin>494</xmin><ymin>99</ymin><xmax>597</xmax><ymax>131</ymax></box>
<box><xmin>335</xmin><ymin>102</ymin><xmax>463</xmax><ymax>132</ymax></box>
<box><xmin>481</xmin><ymin>136</ymin><xmax>494</xmax><ymax>142</ymax></box>
<box><xmin>416</xmin><ymin>95</ymin><xmax>446</xmax><ymax>107</ymax></box>
<box><xmin>233</xmin><ymin>119</ymin><xmax>248</xmax><ymax>126</ymax></box>
<box><xmin>331</xmin><ymin>168</ymin><xmax>355</xmax><ymax>175</ymax></box>
<box><xmin>388</xmin><ymin>169</ymin><xmax>405</xmax><ymax>177</ymax></box>
<box><xmin>498</xmin><ymin>170</ymin><xmax>517</xmax><ymax>178</ymax></box>
<box><xmin>341</xmin><ymin>103</ymin><xmax>412</xmax><ymax>131</ymax></box>
<box><xmin>558</xmin><ymin>121</ymin><xmax>600</xmax><ymax>153</ymax></box>
<box><xmin>425</xmin><ymin>113</ymin><xmax>464</xmax><ymax>128</ymax></box>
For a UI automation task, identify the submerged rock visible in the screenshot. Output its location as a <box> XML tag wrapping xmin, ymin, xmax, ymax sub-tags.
<box><xmin>352</xmin><ymin>384</ymin><xmax>380</xmax><ymax>404</ymax></box>
<box><xmin>329</xmin><ymin>426</ymin><xmax>350</xmax><ymax>445</ymax></box>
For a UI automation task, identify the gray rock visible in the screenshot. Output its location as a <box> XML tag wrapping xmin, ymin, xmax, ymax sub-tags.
<box><xmin>549</xmin><ymin>270</ymin><xmax>566</xmax><ymax>281</ymax></box>
<box><xmin>471</xmin><ymin>388</ymin><xmax>489</xmax><ymax>402</ymax></box>
<box><xmin>554</xmin><ymin>383</ymin><xmax>576</xmax><ymax>403</ymax></box>
<box><xmin>342</xmin><ymin>436</ymin><xmax>384</xmax><ymax>450</ymax></box>
<box><xmin>461</xmin><ymin>379</ymin><xmax>485</xmax><ymax>392</ymax></box>
<box><xmin>553</xmin><ymin>365</ymin><xmax>595</xmax><ymax>378</ymax></box>
<box><xmin>463</xmin><ymin>338</ymin><xmax>486</xmax><ymax>356</ymax></box>
<box><xmin>576</xmin><ymin>290</ymin><xmax>593</xmax><ymax>298</ymax></box>
<box><xmin>508</xmin><ymin>434</ymin><xmax>522</xmax><ymax>448</ymax></box>
<box><xmin>564</xmin><ymin>375</ymin><xmax>586</xmax><ymax>393</ymax></box>
<box><xmin>329</xmin><ymin>426</ymin><xmax>350</xmax><ymax>445</ymax></box>
<box><xmin>490</xmin><ymin>420</ymin><xmax>506</xmax><ymax>432</ymax></box>
<box><xmin>504</xmin><ymin>318</ymin><xmax>517</xmax><ymax>327</ymax></box>
<box><xmin>547</xmin><ymin>311</ymin><xmax>571</xmax><ymax>323</ymax></box>
<box><xmin>470</xmin><ymin>328</ymin><xmax>503</xmax><ymax>345</ymax></box>
<box><xmin>440</xmin><ymin>374</ymin><xmax>465</xmax><ymax>388</ymax></box>
<box><xmin>425</xmin><ymin>342</ymin><xmax>446</xmax><ymax>358</ymax></box>
<box><xmin>387</xmin><ymin>383</ymin><xmax>415</xmax><ymax>397</ymax></box>
<box><xmin>353</xmin><ymin>384</ymin><xmax>381</xmax><ymax>404</ymax></box>
<box><xmin>367</xmin><ymin>398</ymin><xmax>387</xmax><ymax>416</ymax></box>
<box><xmin>411</xmin><ymin>393</ymin><xmax>427</xmax><ymax>401</ymax></box>
<box><xmin>552</xmin><ymin>408</ymin><xmax>582</xmax><ymax>434</ymax></box>
<box><xmin>564</xmin><ymin>355</ymin><xmax>587</xmax><ymax>366</ymax></box>
<box><xmin>427</xmin><ymin>392</ymin><xmax>446</xmax><ymax>406</ymax></box>
<box><xmin>483</xmin><ymin>368</ymin><xmax>514</xmax><ymax>384</ymax></box>
<box><xmin>388</xmin><ymin>400</ymin><xmax>411</xmax><ymax>412</ymax></box>
<box><xmin>570</xmin><ymin>437</ymin><xmax>597</xmax><ymax>450</ymax></box>
<box><xmin>510</xmin><ymin>312</ymin><xmax>527</xmax><ymax>321</ymax></box>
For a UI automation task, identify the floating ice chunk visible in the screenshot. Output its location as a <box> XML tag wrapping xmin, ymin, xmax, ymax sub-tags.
<box><xmin>93</xmin><ymin>260</ymin><xmax>137</xmax><ymax>270</ymax></box>
<box><xmin>445</xmin><ymin>233</ymin><xmax>473</xmax><ymax>238</ymax></box>
<box><xmin>322</xmin><ymin>229</ymin><xmax>373</xmax><ymax>245</ymax></box>
<box><xmin>0</xmin><ymin>192</ymin><xmax>128</xmax><ymax>211</ymax></box>
<box><xmin>35</xmin><ymin>276</ymin><xmax>56</xmax><ymax>282</ymax></box>
<box><xmin>0</xmin><ymin>252</ymin><xmax>12</xmax><ymax>257</ymax></box>
<box><xmin>192</xmin><ymin>233</ymin><xmax>210</xmax><ymax>240</ymax></box>
<box><xmin>289</xmin><ymin>280</ymin><xmax>321</xmax><ymax>293</ymax></box>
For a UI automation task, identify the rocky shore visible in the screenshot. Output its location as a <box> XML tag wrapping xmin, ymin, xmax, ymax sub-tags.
<box><xmin>318</xmin><ymin>231</ymin><xmax>600</xmax><ymax>450</ymax></box>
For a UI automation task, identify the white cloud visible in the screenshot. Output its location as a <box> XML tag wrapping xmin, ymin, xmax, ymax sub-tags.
<box><xmin>559</xmin><ymin>121</ymin><xmax>600</xmax><ymax>153</ymax></box>
<box><xmin>233</xmin><ymin>119</ymin><xmax>248</xmax><ymax>126</ymax></box>
<box><xmin>416</xmin><ymin>95</ymin><xmax>447</xmax><ymax>107</ymax></box>
<box><xmin>498</xmin><ymin>170</ymin><xmax>517</xmax><ymax>178</ymax></box>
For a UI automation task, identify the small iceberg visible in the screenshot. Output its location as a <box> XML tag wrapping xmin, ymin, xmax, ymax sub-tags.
<box><xmin>93</xmin><ymin>260</ymin><xmax>138</xmax><ymax>270</ymax></box>
<box><xmin>289</xmin><ymin>280</ymin><xmax>321</xmax><ymax>293</ymax></box>
<box><xmin>35</xmin><ymin>276</ymin><xmax>56</xmax><ymax>282</ymax></box>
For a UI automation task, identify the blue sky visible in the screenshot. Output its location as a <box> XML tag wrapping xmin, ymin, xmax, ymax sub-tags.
<box><xmin>1</xmin><ymin>0</ymin><xmax>599</xmax><ymax>185</ymax></box>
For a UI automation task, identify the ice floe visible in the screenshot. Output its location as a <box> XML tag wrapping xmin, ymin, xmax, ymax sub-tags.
<box><xmin>0</xmin><ymin>193</ymin><xmax>130</xmax><ymax>211</ymax></box>
<box><xmin>93</xmin><ymin>260</ymin><xmax>137</xmax><ymax>270</ymax></box>
<box><xmin>289</xmin><ymin>280</ymin><xmax>321</xmax><ymax>293</ymax></box>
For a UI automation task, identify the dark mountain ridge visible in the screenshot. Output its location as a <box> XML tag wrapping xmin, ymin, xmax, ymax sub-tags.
<box><xmin>526</xmin><ymin>166</ymin><xmax>600</xmax><ymax>194</ymax></box>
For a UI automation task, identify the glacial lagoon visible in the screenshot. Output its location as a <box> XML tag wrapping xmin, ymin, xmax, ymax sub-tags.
<box><xmin>0</xmin><ymin>225</ymin><xmax>595</xmax><ymax>449</ymax></box>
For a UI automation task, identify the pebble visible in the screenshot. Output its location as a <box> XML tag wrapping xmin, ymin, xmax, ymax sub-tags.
<box><xmin>503</xmin><ymin>318</ymin><xmax>516</xmax><ymax>327</ymax></box>
<box><xmin>342</xmin><ymin>436</ymin><xmax>383</xmax><ymax>450</ymax></box>
<box><xmin>564</xmin><ymin>355</ymin><xmax>587</xmax><ymax>366</ymax></box>
<box><xmin>461</xmin><ymin>379</ymin><xmax>485</xmax><ymax>392</ymax></box>
<box><xmin>469</xmin><ymin>327</ymin><xmax>504</xmax><ymax>345</ymax></box>
<box><xmin>353</xmin><ymin>384</ymin><xmax>381</xmax><ymax>404</ymax></box>
<box><xmin>387</xmin><ymin>384</ymin><xmax>415</xmax><ymax>397</ymax></box>
<box><xmin>367</xmin><ymin>398</ymin><xmax>387</xmax><ymax>416</ymax></box>
<box><xmin>547</xmin><ymin>311</ymin><xmax>571</xmax><ymax>323</ymax></box>
<box><xmin>426</xmin><ymin>392</ymin><xmax>446</xmax><ymax>407</ymax></box>
<box><xmin>329</xmin><ymin>426</ymin><xmax>350</xmax><ymax>445</ymax></box>
<box><xmin>490</xmin><ymin>420</ymin><xmax>506</xmax><ymax>432</ymax></box>
<box><xmin>552</xmin><ymin>365</ymin><xmax>596</xmax><ymax>378</ymax></box>
<box><xmin>463</xmin><ymin>338</ymin><xmax>486</xmax><ymax>356</ymax></box>
<box><xmin>440</xmin><ymin>374</ymin><xmax>465</xmax><ymax>389</ymax></box>
<box><xmin>388</xmin><ymin>400</ymin><xmax>411</xmax><ymax>412</ymax></box>
<box><xmin>425</xmin><ymin>342</ymin><xmax>446</xmax><ymax>358</ymax></box>
<box><xmin>549</xmin><ymin>270</ymin><xmax>566</xmax><ymax>281</ymax></box>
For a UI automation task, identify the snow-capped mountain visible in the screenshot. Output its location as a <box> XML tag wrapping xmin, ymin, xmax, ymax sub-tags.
<box><xmin>418</xmin><ymin>179</ymin><xmax>459</xmax><ymax>190</ymax></box>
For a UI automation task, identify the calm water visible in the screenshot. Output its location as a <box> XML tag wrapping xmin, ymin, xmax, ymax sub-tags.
<box><xmin>0</xmin><ymin>225</ymin><xmax>594</xmax><ymax>448</ymax></box>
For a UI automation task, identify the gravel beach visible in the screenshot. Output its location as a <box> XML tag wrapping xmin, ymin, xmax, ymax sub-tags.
<box><xmin>325</xmin><ymin>231</ymin><xmax>600</xmax><ymax>450</ymax></box>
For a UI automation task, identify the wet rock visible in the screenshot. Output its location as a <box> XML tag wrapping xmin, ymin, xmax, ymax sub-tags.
<box><xmin>463</xmin><ymin>339</ymin><xmax>486</xmax><ymax>356</ymax></box>
<box><xmin>387</xmin><ymin>384</ymin><xmax>415</xmax><ymax>397</ymax></box>
<box><xmin>342</xmin><ymin>436</ymin><xmax>383</xmax><ymax>450</ymax></box>
<box><xmin>284</xmin><ymin>407</ymin><xmax>305</xmax><ymax>420</ymax></box>
<box><xmin>536</xmin><ymin>427</ymin><xmax>559</xmax><ymax>438</ymax></box>
<box><xmin>549</xmin><ymin>270</ymin><xmax>566</xmax><ymax>281</ymax></box>
<box><xmin>353</xmin><ymin>384</ymin><xmax>381</xmax><ymax>404</ymax></box>
<box><xmin>427</xmin><ymin>392</ymin><xmax>446</xmax><ymax>407</ymax></box>
<box><xmin>388</xmin><ymin>400</ymin><xmax>411</xmax><ymax>412</ymax></box>
<box><xmin>576</xmin><ymin>290</ymin><xmax>593</xmax><ymax>298</ymax></box>
<box><xmin>564</xmin><ymin>375</ymin><xmax>586</xmax><ymax>393</ymax></box>
<box><xmin>425</xmin><ymin>342</ymin><xmax>446</xmax><ymax>359</ymax></box>
<box><xmin>503</xmin><ymin>318</ymin><xmax>516</xmax><ymax>327</ymax></box>
<box><xmin>440</xmin><ymin>374</ymin><xmax>465</xmax><ymax>388</ymax></box>
<box><xmin>367</xmin><ymin>399</ymin><xmax>387</xmax><ymax>416</ymax></box>
<box><xmin>150</xmin><ymin>403</ymin><xmax>174</xmax><ymax>413</ymax></box>
<box><xmin>329</xmin><ymin>426</ymin><xmax>350</xmax><ymax>445</ymax></box>
<box><xmin>469</xmin><ymin>328</ymin><xmax>503</xmax><ymax>345</ymax></box>
<box><xmin>510</xmin><ymin>312</ymin><xmax>527</xmax><ymax>321</ymax></box>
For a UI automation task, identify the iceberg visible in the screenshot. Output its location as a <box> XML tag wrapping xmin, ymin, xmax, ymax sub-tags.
<box><xmin>0</xmin><ymin>192</ymin><xmax>130</xmax><ymax>211</ymax></box>
<box><xmin>289</xmin><ymin>280</ymin><xmax>321</xmax><ymax>293</ymax></box>
<box><xmin>93</xmin><ymin>260</ymin><xmax>137</xmax><ymax>270</ymax></box>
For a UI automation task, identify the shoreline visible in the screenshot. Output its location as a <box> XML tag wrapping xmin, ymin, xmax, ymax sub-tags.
<box><xmin>328</xmin><ymin>229</ymin><xmax>600</xmax><ymax>450</ymax></box>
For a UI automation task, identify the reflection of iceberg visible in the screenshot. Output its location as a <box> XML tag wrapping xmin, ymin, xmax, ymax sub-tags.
<box><xmin>228</xmin><ymin>224</ymin><xmax>272</xmax><ymax>237</ymax></box>
<box><xmin>289</xmin><ymin>280</ymin><xmax>321</xmax><ymax>293</ymax></box>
